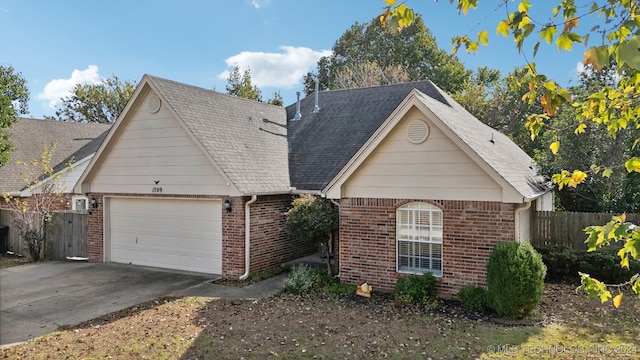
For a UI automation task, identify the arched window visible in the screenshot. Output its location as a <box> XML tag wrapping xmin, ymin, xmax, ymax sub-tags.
<box><xmin>396</xmin><ymin>202</ymin><xmax>443</xmax><ymax>276</ymax></box>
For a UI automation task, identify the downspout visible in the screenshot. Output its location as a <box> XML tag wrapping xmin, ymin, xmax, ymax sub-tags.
<box><xmin>330</xmin><ymin>199</ymin><xmax>340</xmax><ymax>277</ymax></box>
<box><xmin>514</xmin><ymin>201</ymin><xmax>531</xmax><ymax>243</ymax></box>
<box><xmin>239</xmin><ymin>195</ymin><xmax>258</xmax><ymax>280</ymax></box>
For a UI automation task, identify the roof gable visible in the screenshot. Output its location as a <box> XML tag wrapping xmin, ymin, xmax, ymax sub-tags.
<box><xmin>77</xmin><ymin>75</ymin><xmax>290</xmax><ymax>195</ymax></box>
<box><xmin>321</xmin><ymin>84</ymin><xmax>548</xmax><ymax>201</ymax></box>
<box><xmin>0</xmin><ymin>118</ymin><xmax>110</xmax><ymax>194</ymax></box>
<box><xmin>286</xmin><ymin>81</ymin><xmax>448</xmax><ymax>191</ymax></box>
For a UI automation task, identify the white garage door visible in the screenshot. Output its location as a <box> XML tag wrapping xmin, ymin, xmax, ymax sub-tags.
<box><xmin>108</xmin><ymin>197</ymin><xmax>222</xmax><ymax>274</ymax></box>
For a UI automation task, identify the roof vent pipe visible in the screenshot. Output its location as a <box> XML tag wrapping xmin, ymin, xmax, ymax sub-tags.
<box><xmin>313</xmin><ymin>80</ymin><xmax>320</xmax><ymax>113</ymax></box>
<box><xmin>292</xmin><ymin>92</ymin><xmax>302</xmax><ymax>121</ymax></box>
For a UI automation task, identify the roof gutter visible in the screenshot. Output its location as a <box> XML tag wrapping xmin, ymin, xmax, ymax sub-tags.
<box><xmin>239</xmin><ymin>195</ymin><xmax>258</xmax><ymax>280</ymax></box>
<box><xmin>514</xmin><ymin>200</ymin><xmax>532</xmax><ymax>243</ymax></box>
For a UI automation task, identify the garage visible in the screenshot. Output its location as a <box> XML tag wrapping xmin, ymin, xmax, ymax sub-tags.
<box><xmin>107</xmin><ymin>197</ymin><xmax>222</xmax><ymax>274</ymax></box>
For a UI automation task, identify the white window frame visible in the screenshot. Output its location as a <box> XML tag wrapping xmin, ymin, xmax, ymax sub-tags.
<box><xmin>396</xmin><ymin>202</ymin><xmax>443</xmax><ymax>276</ymax></box>
<box><xmin>72</xmin><ymin>195</ymin><xmax>89</xmax><ymax>211</ymax></box>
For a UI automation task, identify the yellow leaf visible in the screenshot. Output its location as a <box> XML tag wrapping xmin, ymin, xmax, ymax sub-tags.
<box><xmin>574</xmin><ymin>123</ymin><xmax>587</xmax><ymax>134</ymax></box>
<box><xmin>550</xmin><ymin>141</ymin><xmax>560</xmax><ymax>154</ymax></box>
<box><xmin>568</xmin><ymin>170</ymin><xmax>587</xmax><ymax>188</ymax></box>
<box><xmin>478</xmin><ymin>30</ymin><xmax>489</xmax><ymax>46</ymax></box>
<box><xmin>613</xmin><ymin>293</ymin><xmax>623</xmax><ymax>308</ymax></box>
<box><xmin>384</xmin><ymin>0</ymin><xmax>396</xmax><ymax>6</ymax></box>
<box><xmin>497</xmin><ymin>20</ymin><xmax>510</xmax><ymax>37</ymax></box>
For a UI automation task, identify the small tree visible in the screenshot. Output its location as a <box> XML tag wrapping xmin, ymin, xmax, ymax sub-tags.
<box><xmin>285</xmin><ymin>194</ymin><xmax>338</xmax><ymax>275</ymax></box>
<box><xmin>2</xmin><ymin>143</ymin><xmax>72</xmax><ymax>261</ymax></box>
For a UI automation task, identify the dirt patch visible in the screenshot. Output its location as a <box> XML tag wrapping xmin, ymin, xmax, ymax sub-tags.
<box><xmin>0</xmin><ymin>253</ymin><xmax>30</xmax><ymax>269</ymax></box>
<box><xmin>2</xmin><ymin>282</ymin><xmax>639</xmax><ymax>359</ymax></box>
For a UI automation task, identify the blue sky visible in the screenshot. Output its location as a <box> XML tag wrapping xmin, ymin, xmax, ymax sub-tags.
<box><xmin>1</xmin><ymin>0</ymin><xmax>586</xmax><ymax>119</ymax></box>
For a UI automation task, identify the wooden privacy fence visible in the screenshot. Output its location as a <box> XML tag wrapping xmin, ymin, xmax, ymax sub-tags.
<box><xmin>531</xmin><ymin>211</ymin><xmax>640</xmax><ymax>249</ymax></box>
<box><xmin>0</xmin><ymin>209</ymin><xmax>88</xmax><ymax>260</ymax></box>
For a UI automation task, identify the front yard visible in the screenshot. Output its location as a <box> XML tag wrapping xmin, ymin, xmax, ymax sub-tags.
<box><xmin>1</xmin><ymin>282</ymin><xmax>639</xmax><ymax>359</ymax></box>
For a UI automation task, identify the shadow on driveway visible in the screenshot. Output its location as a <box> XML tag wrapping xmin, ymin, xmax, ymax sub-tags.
<box><xmin>0</xmin><ymin>261</ymin><xmax>213</xmax><ymax>345</ymax></box>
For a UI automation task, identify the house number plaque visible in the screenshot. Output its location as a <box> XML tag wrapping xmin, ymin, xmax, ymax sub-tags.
<box><xmin>152</xmin><ymin>187</ymin><xmax>163</xmax><ymax>193</ymax></box>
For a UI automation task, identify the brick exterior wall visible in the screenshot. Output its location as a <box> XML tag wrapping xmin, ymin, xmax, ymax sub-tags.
<box><xmin>338</xmin><ymin>198</ymin><xmax>516</xmax><ymax>298</ymax></box>
<box><xmin>222</xmin><ymin>194</ymin><xmax>317</xmax><ymax>278</ymax></box>
<box><xmin>87</xmin><ymin>193</ymin><xmax>314</xmax><ymax>279</ymax></box>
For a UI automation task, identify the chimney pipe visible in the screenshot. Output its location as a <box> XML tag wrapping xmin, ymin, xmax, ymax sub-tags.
<box><xmin>313</xmin><ymin>80</ymin><xmax>320</xmax><ymax>113</ymax></box>
<box><xmin>292</xmin><ymin>91</ymin><xmax>302</xmax><ymax>121</ymax></box>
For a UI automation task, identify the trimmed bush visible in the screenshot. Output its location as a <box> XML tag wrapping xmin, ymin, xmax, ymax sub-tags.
<box><xmin>394</xmin><ymin>273</ymin><xmax>437</xmax><ymax>307</ymax></box>
<box><xmin>458</xmin><ymin>285</ymin><xmax>487</xmax><ymax>313</ymax></box>
<box><xmin>486</xmin><ymin>242</ymin><xmax>546</xmax><ymax>319</ymax></box>
<box><xmin>534</xmin><ymin>244</ymin><xmax>580</xmax><ymax>283</ymax></box>
<box><xmin>282</xmin><ymin>264</ymin><xmax>317</xmax><ymax>294</ymax></box>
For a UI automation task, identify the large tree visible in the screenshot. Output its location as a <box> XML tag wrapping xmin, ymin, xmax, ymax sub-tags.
<box><xmin>48</xmin><ymin>75</ymin><xmax>136</xmax><ymax>124</ymax></box>
<box><xmin>303</xmin><ymin>15</ymin><xmax>471</xmax><ymax>95</ymax></box>
<box><xmin>381</xmin><ymin>0</ymin><xmax>640</xmax><ymax>306</ymax></box>
<box><xmin>225</xmin><ymin>66</ymin><xmax>283</xmax><ymax>106</ymax></box>
<box><xmin>0</xmin><ymin>65</ymin><xmax>30</xmax><ymax>167</ymax></box>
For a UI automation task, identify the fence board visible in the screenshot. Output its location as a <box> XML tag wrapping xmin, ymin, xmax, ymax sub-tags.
<box><xmin>0</xmin><ymin>209</ymin><xmax>87</xmax><ymax>259</ymax></box>
<box><xmin>531</xmin><ymin>211</ymin><xmax>640</xmax><ymax>249</ymax></box>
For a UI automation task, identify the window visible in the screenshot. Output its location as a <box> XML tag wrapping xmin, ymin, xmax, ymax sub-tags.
<box><xmin>72</xmin><ymin>196</ymin><xmax>88</xmax><ymax>211</ymax></box>
<box><xmin>396</xmin><ymin>202</ymin><xmax>442</xmax><ymax>276</ymax></box>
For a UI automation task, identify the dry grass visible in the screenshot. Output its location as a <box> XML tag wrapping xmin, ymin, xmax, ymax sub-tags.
<box><xmin>2</xmin><ymin>283</ymin><xmax>639</xmax><ymax>359</ymax></box>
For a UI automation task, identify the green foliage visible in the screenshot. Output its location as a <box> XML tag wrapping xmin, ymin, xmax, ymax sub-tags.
<box><xmin>285</xmin><ymin>194</ymin><xmax>338</xmax><ymax>275</ymax></box>
<box><xmin>535</xmin><ymin>243</ymin><xmax>640</xmax><ymax>284</ymax></box>
<box><xmin>225</xmin><ymin>66</ymin><xmax>263</xmax><ymax>102</ymax></box>
<box><xmin>48</xmin><ymin>75</ymin><xmax>135</xmax><ymax>123</ymax></box>
<box><xmin>0</xmin><ymin>65</ymin><xmax>30</xmax><ymax>167</ymax></box>
<box><xmin>323</xmin><ymin>282</ymin><xmax>357</xmax><ymax>295</ymax></box>
<box><xmin>282</xmin><ymin>264</ymin><xmax>316</xmax><ymax>294</ymax></box>
<box><xmin>534</xmin><ymin>244</ymin><xmax>580</xmax><ymax>283</ymax></box>
<box><xmin>304</xmin><ymin>15</ymin><xmax>470</xmax><ymax>96</ymax></box>
<box><xmin>394</xmin><ymin>273</ymin><xmax>437</xmax><ymax>307</ymax></box>
<box><xmin>486</xmin><ymin>242</ymin><xmax>546</xmax><ymax>319</ymax></box>
<box><xmin>457</xmin><ymin>285</ymin><xmax>487</xmax><ymax>313</ymax></box>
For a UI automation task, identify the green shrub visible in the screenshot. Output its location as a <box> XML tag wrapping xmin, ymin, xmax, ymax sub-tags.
<box><xmin>534</xmin><ymin>244</ymin><xmax>580</xmax><ymax>283</ymax></box>
<box><xmin>324</xmin><ymin>282</ymin><xmax>358</xmax><ymax>294</ymax></box>
<box><xmin>535</xmin><ymin>243</ymin><xmax>640</xmax><ymax>284</ymax></box>
<box><xmin>394</xmin><ymin>273</ymin><xmax>437</xmax><ymax>307</ymax></box>
<box><xmin>580</xmin><ymin>245</ymin><xmax>640</xmax><ymax>284</ymax></box>
<box><xmin>486</xmin><ymin>242</ymin><xmax>546</xmax><ymax>319</ymax></box>
<box><xmin>282</xmin><ymin>264</ymin><xmax>317</xmax><ymax>294</ymax></box>
<box><xmin>458</xmin><ymin>285</ymin><xmax>487</xmax><ymax>313</ymax></box>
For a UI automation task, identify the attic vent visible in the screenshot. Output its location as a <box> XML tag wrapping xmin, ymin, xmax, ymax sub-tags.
<box><xmin>147</xmin><ymin>94</ymin><xmax>161</xmax><ymax>113</ymax></box>
<box><xmin>406</xmin><ymin>120</ymin><xmax>429</xmax><ymax>144</ymax></box>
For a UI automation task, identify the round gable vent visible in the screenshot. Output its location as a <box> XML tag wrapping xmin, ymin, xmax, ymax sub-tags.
<box><xmin>406</xmin><ymin>120</ymin><xmax>429</xmax><ymax>144</ymax></box>
<box><xmin>147</xmin><ymin>94</ymin><xmax>161</xmax><ymax>113</ymax></box>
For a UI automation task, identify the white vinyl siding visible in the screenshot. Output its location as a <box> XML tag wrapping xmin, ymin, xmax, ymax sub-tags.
<box><xmin>343</xmin><ymin>110</ymin><xmax>503</xmax><ymax>201</ymax></box>
<box><xmin>396</xmin><ymin>202</ymin><xmax>443</xmax><ymax>276</ymax></box>
<box><xmin>88</xmin><ymin>92</ymin><xmax>231</xmax><ymax>195</ymax></box>
<box><xmin>107</xmin><ymin>197</ymin><xmax>222</xmax><ymax>274</ymax></box>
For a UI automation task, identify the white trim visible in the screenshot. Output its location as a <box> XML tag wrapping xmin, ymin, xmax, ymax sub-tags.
<box><xmin>71</xmin><ymin>195</ymin><xmax>89</xmax><ymax>211</ymax></box>
<box><xmin>396</xmin><ymin>202</ymin><xmax>443</xmax><ymax>277</ymax></box>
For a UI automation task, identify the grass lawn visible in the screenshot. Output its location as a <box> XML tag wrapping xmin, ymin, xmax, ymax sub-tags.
<box><xmin>1</xmin><ymin>282</ymin><xmax>639</xmax><ymax>359</ymax></box>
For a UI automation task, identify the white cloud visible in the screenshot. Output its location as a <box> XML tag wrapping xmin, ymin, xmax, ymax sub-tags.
<box><xmin>218</xmin><ymin>46</ymin><xmax>332</xmax><ymax>89</ymax></box>
<box><xmin>37</xmin><ymin>65</ymin><xmax>102</xmax><ymax>108</ymax></box>
<box><xmin>251</xmin><ymin>0</ymin><xmax>270</xmax><ymax>9</ymax></box>
<box><xmin>575</xmin><ymin>61</ymin><xmax>586</xmax><ymax>75</ymax></box>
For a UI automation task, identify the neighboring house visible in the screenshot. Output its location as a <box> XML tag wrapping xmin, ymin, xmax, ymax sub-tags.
<box><xmin>75</xmin><ymin>75</ymin><xmax>552</xmax><ymax>296</ymax></box>
<box><xmin>0</xmin><ymin>118</ymin><xmax>111</xmax><ymax>211</ymax></box>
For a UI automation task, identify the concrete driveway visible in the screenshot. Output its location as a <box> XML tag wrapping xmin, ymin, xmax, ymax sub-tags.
<box><xmin>0</xmin><ymin>261</ymin><xmax>213</xmax><ymax>346</ymax></box>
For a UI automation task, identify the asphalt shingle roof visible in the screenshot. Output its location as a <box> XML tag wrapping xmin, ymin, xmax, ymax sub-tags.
<box><xmin>286</xmin><ymin>81</ymin><xmax>448</xmax><ymax>191</ymax></box>
<box><xmin>286</xmin><ymin>80</ymin><xmax>547</xmax><ymax>199</ymax></box>
<box><xmin>413</xmin><ymin>87</ymin><xmax>548</xmax><ymax>199</ymax></box>
<box><xmin>146</xmin><ymin>75</ymin><xmax>290</xmax><ymax>194</ymax></box>
<box><xmin>0</xmin><ymin>118</ymin><xmax>111</xmax><ymax>194</ymax></box>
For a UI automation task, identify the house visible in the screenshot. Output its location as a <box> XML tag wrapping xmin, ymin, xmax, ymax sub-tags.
<box><xmin>75</xmin><ymin>75</ymin><xmax>552</xmax><ymax>296</ymax></box>
<box><xmin>0</xmin><ymin>118</ymin><xmax>111</xmax><ymax>211</ymax></box>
